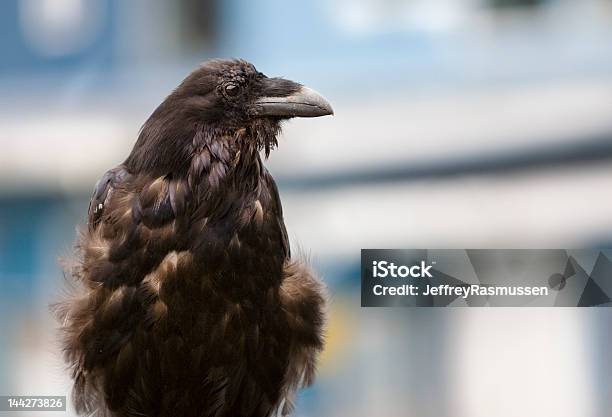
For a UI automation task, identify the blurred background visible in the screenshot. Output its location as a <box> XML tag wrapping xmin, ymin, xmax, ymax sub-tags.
<box><xmin>1</xmin><ymin>0</ymin><xmax>612</xmax><ymax>416</ymax></box>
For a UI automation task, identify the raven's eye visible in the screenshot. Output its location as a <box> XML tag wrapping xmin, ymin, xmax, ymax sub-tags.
<box><xmin>224</xmin><ymin>83</ymin><xmax>241</xmax><ymax>98</ymax></box>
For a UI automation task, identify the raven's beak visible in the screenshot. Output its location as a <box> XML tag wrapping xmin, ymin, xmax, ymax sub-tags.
<box><xmin>251</xmin><ymin>81</ymin><xmax>333</xmax><ymax>118</ymax></box>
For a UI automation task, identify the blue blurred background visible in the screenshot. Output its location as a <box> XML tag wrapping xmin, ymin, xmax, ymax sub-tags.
<box><xmin>1</xmin><ymin>0</ymin><xmax>612</xmax><ymax>416</ymax></box>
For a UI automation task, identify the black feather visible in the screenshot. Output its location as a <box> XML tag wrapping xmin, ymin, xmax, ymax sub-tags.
<box><xmin>57</xmin><ymin>59</ymin><xmax>327</xmax><ymax>417</ymax></box>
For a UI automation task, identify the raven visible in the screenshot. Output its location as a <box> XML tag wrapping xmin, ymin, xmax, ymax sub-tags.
<box><xmin>57</xmin><ymin>59</ymin><xmax>332</xmax><ymax>417</ymax></box>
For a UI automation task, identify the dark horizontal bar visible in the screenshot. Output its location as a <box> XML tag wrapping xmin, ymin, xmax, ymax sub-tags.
<box><xmin>277</xmin><ymin>134</ymin><xmax>612</xmax><ymax>190</ymax></box>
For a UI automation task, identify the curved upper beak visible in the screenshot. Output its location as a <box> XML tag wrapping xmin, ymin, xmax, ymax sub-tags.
<box><xmin>250</xmin><ymin>81</ymin><xmax>334</xmax><ymax>118</ymax></box>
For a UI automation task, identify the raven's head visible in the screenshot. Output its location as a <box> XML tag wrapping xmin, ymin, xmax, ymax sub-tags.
<box><xmin>174</xmin><ymin>58</ymin><xmax>333</xmax><ymax>123</ymax></box>
<box><xmin>175</xmin><ymin>60</ymin><xmax>333</xmax><ymax>120</ymax></box>
<box><xmin>128</xmin><ymin>59</ymin><xmax>333</xmax><ymax>174</ymax></box>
